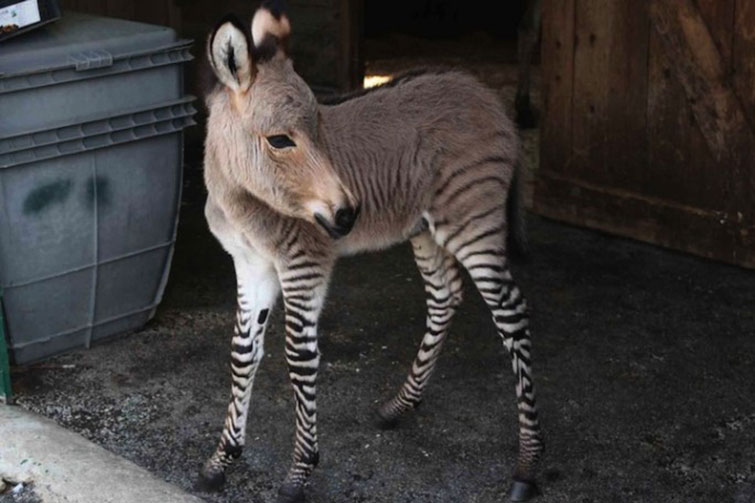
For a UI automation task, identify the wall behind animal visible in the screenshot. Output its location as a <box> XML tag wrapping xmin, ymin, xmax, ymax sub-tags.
<box><xmin>58</xmin><ymin>0</ymin><xmax>362</xmax><ymax>93</ymax></box>
<box><xmin>57</xmin><ymin>0</ymin><xmax>180</xmax><ymax>28</ymax></box>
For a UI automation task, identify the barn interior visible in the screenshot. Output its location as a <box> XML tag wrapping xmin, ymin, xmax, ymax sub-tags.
<box><xmin>1</xmin><ymin>2</ymin><xmax>754</xmax><ymax>503</ymax></box>
<box><xmin>363</xmin><ymin>1</ymin><xmax>526</xmax><ymax>73</ymax></box>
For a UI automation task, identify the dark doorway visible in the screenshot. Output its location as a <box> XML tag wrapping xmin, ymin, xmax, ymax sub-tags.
<box><xmin>363</xmin><ymin>1</ymin><xmax>527</xmax><ymax>81</ymax></box>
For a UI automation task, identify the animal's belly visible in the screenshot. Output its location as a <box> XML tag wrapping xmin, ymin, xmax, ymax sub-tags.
<box><xmin>335</xmin><ymin>214</ymin><xmax>423</xmax><ymax>256</ymax></box>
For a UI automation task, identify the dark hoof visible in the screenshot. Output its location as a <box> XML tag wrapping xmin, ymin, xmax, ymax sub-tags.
<box><xmin>374</xmin><ymin>404</ymin><xmax>400</xmax><ymax>430</ymax></box>
<box><xmin>278</xmin><ymin>483</ymin><xmax>306</xmax><ymax>503</ymax></box>
<box><xmin>195</xmin><ymin>469</ymin><xmax>226</xmax><ymax>492</ymax></box>
<box><xmin>508</xmin><ymin>479</ymin><xmax>539</xmax><ymax>502</ymax></box>
<box><xmin>375</xmin><ymin>398</ymin><xmax>422</xmax><ymax>430</ymax></box>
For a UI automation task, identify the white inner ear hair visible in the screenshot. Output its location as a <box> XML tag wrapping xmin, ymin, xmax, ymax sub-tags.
<box><xmin>212</xmin><ymin>23</ymin><xmax>252</xmax><ymax>90</ymax></box>
<box><xmin>251</xmin><ymin>8</ymin><xmax>291</xmax><ymax>47</ymax></box>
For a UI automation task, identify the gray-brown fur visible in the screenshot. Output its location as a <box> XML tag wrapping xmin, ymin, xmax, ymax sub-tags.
<box><xmin>199</xmin><ymin>3</ymin><xmax>543</xmax><ymax>502</ymax></box>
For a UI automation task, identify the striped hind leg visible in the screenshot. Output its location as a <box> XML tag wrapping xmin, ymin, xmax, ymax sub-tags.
<box><xmin>198</xmin><ymin>256</ymin><xmax>279</xmax><ymax>490</ymax></box>
<box><xmin>376</xmin><ymin>232</ymin><xmax>463</xmax><ymax>428</ymax></box>
<box><xmin>442</xmin><ymin>221</ymin><xmax>543</xmax><ymax>500</ymax></box>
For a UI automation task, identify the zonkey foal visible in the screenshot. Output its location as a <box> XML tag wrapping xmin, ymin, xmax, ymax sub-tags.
<box><xmin>199</xmin><ymin>3</ymin><xmax>543</xmax><ymax>502</ymax></box>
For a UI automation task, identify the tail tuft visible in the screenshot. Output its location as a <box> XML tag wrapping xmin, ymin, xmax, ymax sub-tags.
<box><xmin>506</xmin><ymin>161</ymin><xmax>529</xmax><ymax>260</ymax></box>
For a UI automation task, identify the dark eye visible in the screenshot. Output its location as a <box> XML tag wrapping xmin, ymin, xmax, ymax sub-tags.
<box><xmin>266</xmin><ymin>134</ymin><xmax>296</xmax><ymax>149</ymax></box>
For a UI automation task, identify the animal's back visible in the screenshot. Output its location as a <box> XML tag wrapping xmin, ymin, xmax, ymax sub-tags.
<box><xmin>321</xmin><ymin>69</ymin><xmax>519</xmax><ymax>254</ymax></box>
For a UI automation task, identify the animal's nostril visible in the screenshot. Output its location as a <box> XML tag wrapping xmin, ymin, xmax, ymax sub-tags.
<box><xmin>335</xmin><ymin>207</ymin><xmax>356</xmax><ymax>230</ymax></box>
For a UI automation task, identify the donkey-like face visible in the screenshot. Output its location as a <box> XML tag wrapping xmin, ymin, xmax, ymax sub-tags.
<box><xmin>206</xmin><ymin>4</ymin><xmax>359</xmax><ymax>238</ymax></box>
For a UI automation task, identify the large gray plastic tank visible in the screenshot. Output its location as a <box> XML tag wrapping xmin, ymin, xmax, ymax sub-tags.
<box><xmin>0</xmin><ymin>13</ymin><xmax>196</xmax><ymax>363</ymax></box>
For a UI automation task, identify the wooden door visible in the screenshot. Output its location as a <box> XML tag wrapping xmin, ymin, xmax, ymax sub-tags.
<box><xmin>535</xmin><ymin>0</ymin><xmax>755</xmax><ymax>268</ymax></box>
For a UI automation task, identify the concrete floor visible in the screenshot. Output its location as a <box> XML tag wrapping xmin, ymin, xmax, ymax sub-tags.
<box><xmin>0</xmin><ymin>406</ymin><xmax>201</xmax><ymax>503</ymax></box>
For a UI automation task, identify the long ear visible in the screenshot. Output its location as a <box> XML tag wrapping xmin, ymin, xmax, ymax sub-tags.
<box><xmin>207</xmin><ymin>15</ymin><xmax>255</xmax><ymax>92</ymax></box>
<box><xmin>251</xmin><ymin>0</ymin><xmax>291</xmax><ymax>58</ymax></box>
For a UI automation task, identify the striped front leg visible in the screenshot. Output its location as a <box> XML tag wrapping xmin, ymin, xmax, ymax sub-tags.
<box><xmin>276</xmin><ymin>255</ymin><xmax>332</xmax><ymax>503</ymax></box>
<box><xmin>199</xmin><ymin>257</ymin><xmax>279</xmax><ymax>491</ymax></box>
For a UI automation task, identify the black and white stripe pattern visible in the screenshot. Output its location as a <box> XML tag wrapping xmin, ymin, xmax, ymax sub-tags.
<box><xmin>443</xmin><ymin>198</ymin><xmax>543</xmax><ymax>482</ymax></box>
<box><xmin>437</xmin><ymin>154</ymin><xmax>543</xmax><ymax>484</ymax></box>
<box><xmin>460</xmin><ymin>250</ymin><xmax>543</xmax><ymax>481</ymax></box>
<box><xmin>374</xmin><ymin>197</ymin><xmax>544</xmax><ymax>490</ymax></box>
<box><xmin>377</xmin><ymin>232</ymin><xmax>463</xmax><ymax>425</ymax></box>
<box><xmin>199</xmin><ymin>258</ymin><xmax>278</xmax><ymax>490</ymax></box>
<box><xmin>277</xmin><ymin>248</ymin><xmax>332</xmax><ymax>498</ymax></box>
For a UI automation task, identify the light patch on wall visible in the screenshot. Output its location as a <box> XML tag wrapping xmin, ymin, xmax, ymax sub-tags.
<box><xmin>363</xmin><ymin>75</ymin><xmax>392</xmax><ymax>89</ymax></box>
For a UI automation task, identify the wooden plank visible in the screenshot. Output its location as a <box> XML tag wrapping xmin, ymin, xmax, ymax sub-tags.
<box><xmin>651</xmin><ymin>0</ymin><xmax>754</xmax><ymax>223</ymax></box>
<box><xmin>732</xmin><ymin>0</ymin><xmax>755</xmax><ymax>233</ymax></box>
<box><xmin>646</xmin><ymin>29</ymin><xmax>723</xmax><ymax>211</ymax></box>
<box><xmin>537</xmin><ymin>0</ymin><xmax>575</xmax><ymax>178</ymax></box>
<box><xmin>570</xmin><ymin>0</ymin><xmax>612</xmax><ymax>185</ymax></box>
<box><xmin>645</xmin><ymin>0</ymin><xmax>734</xmax><ymax>211</ymax></box>
<box><xmin>650</xmin><ymin>0</ymin><xmax>753</xmax><ymax>162</ymax></box>
<box><xmin>697</xmin><ymin>0</ymin><xmax>735</xmax><ymax>68</ymax></box>
<box><xmin>541</xmin><ymin>0</ymin><xmax>650</xmax><ymax>194</ymax></box>
<box><xmin>603</xmin><ymin>0</ymin><xmax>650</xmax><ymax>195</ymax></box>
<box><xmin>539</xmin><ymin>0</ymin><xmax>649</xmax><ymax>188</ymax></box>
<box><xmin>536</xmin><ymin>171</ymin><xmax>755</xmax><ymax>269</ymax></box>
<box><xmin>734</xmin><ymin>0</ymin><xmax>755</xmax><ymax>127</ymax></box>
<box><xmin>338</xmin><ymin>0</ymin><xmax>364</xmax><ymax>91</ymax></box>
<box><xmin>563</xmin><ymin>0</ymin><xmax>649</xmax><ymax>193</ymax></box>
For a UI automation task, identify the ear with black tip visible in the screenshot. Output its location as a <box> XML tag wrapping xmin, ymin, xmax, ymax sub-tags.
<box><xmin>207</xmin><ymin>14</ymin><xmax>255</xmax><ymax>92</ymax></box>
<box><xmin>251</xmin><ymin>0</ymin><xmax>291</xmax><ymax>58</ymax></box>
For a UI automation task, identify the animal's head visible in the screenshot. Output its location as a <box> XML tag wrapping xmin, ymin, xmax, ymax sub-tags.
<box><xmin>205</xmin><ymin>1</ymin><xmax>359</xmax><ymax>238</ymax></box>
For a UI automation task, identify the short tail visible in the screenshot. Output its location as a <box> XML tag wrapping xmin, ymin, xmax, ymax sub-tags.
<box><xmin>506</xmin><ymin>161</ymin><xmax>529</xmax><ymax>259</ymax></box>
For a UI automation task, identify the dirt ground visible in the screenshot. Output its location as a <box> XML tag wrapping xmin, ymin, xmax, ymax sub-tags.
<box><xmin>7</xmin><ymin>37</ymin><xmax>755</xmax><ymax>503</ymax></box>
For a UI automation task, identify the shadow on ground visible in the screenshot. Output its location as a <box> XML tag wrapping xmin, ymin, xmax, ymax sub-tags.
<box><xmin>11</xmin><ymin>139</ymin><xmax>755</xmax><ymax>502</ymax></box>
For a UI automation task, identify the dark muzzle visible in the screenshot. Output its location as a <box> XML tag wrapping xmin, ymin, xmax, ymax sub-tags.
<box><xmin>315</xmin><ymin>205</ymin><xmax>360</xmax><ymax>239</ymax></box>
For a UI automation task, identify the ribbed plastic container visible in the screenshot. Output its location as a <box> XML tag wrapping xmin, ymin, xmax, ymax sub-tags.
<box><xmin>0</xmin><ymin>13</ymin><xmax>195</xmax><ymax>363</ymax></box>
<box><xmin>0</xmin><ymin>12</ymin><xmax>192</xmax><ymax>137</ymax></box>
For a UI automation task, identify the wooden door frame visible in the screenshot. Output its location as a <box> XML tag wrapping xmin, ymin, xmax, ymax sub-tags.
<box><xmin>339</xmin><ymin>0</ymin><xmax>364</xmax><ymax>91</ymax></box>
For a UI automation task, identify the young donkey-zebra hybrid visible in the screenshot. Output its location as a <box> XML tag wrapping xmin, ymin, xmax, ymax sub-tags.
<box><xmin>201</xmin><ymin>3</ymin><xmax>543</xmax><ymax>502</ymax></box>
